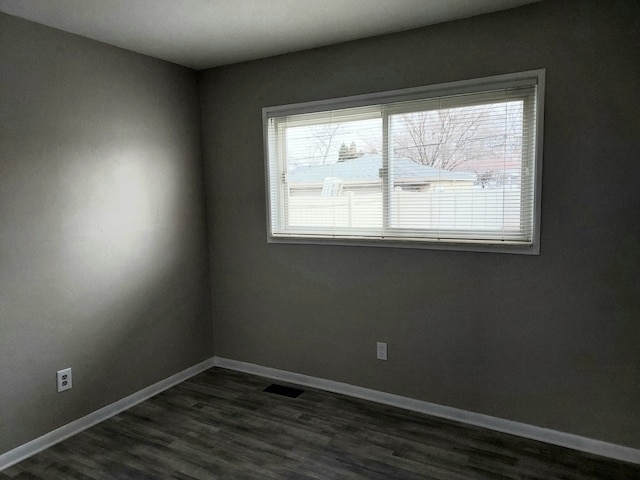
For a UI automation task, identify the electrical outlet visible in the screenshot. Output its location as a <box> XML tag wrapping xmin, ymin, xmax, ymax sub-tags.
<box><xmin>376</xmin><ymin>342</ymin><xmax>388</xmax><ymax>361</ymax></box>
<box><xmin>57</xmin><ymin>368</ymin><xmax>72</xmax><ymax>392</ymax></box>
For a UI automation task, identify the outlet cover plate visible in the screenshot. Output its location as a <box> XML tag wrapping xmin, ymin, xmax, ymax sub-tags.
<box><xmin>57</xmin><ymin>368</ymin><xmax>72</xmax><ymax>392</ymax></box>
<box><xmin>376</xmin><ymin>342</ymin><xmax>388</xmax><ymax>360</ymax></box>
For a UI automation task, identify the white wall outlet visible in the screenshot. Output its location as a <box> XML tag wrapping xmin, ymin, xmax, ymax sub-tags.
<box><xmin>376</xmin><ymin>341</ymin><xmax>388</xmax><ymax>361</ymax></box>
<box><xmin>56</xmin><ymin>368</ymin><xmax>72</xmax><ymax>392</ymax></box>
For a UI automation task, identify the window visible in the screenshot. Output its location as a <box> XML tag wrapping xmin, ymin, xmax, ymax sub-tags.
<box><xmin>263</xmin><ymin>70</ymin><xmax>544</xmax><ymax>254</ymax></box>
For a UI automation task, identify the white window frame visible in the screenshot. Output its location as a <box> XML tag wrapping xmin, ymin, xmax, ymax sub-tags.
<box><xmin>263</xmin><ymin>70</ymin><xmax>545</xmax><ymax>254</ymax></box>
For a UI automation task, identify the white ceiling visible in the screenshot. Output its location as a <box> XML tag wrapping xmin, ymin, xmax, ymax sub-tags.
<box><xmin>0</xmin><ymin>0</ymin><xmax>540</xmax><ymax>70</ymax></box>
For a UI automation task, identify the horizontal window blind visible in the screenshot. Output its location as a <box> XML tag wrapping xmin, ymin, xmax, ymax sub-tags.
<box><xmin>264</xmin><ymin>70</ymin><xmax>544</xmax><ymax>253</ymax></box>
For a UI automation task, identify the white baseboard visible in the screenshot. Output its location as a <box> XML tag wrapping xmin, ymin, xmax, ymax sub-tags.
<box><xmin>214</xmin><ymin>356</ymin><xmax>640</xmax><ymax>465</ymax></box>
<box><xmin>4</xmin><ymin>355</ymin><xmax>639</xmax><ymax>470</ymax></box>
<box><xmin>0</xmin><ymin>357</ymin><xmax>216</xmax><ymax>472</ymax></box>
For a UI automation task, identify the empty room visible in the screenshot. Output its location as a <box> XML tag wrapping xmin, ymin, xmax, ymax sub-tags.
<box><xmin>1</xmin><ymin>0</ymin><xmax>639</xmax><ymax>478</ymax></box>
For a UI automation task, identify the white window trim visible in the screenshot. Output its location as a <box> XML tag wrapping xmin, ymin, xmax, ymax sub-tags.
<box><xmin>263</xmin><ymin>69</ymin><xmax>545</xmax><ymax>254</ymax></box>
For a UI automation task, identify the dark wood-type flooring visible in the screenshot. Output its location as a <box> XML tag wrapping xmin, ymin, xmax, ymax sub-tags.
<box><xmin>2</xmin><ymin>367</ymin><xmax>639</xmax><ymax>479</ymax></box>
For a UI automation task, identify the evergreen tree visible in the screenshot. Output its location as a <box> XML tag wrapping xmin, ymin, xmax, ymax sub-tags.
<box><xmin>338</xmin><ymin>143</ymin><xmax>350</xmax><ymax>162</ymax></box>
<box><xmin>349</xmin><ymin>141</ymin><xmax>358</xmax><ymax>158</ymax></box>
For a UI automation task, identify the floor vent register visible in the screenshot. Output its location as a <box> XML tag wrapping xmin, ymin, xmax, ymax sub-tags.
<box><xmin>263</xmin><ymin>384</ymin><xmax>304</xmax><ymax>398</ymax></box>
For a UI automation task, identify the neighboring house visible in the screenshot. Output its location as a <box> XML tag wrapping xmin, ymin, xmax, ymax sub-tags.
<box><xmin>288</xmin><ymin>154</ymin><xmax>476</xmax><ymax>196</ymax></box>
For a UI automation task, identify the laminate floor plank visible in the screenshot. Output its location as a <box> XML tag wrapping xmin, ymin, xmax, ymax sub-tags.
<box><xmin>2</xmin><ymin>367</ymin><xmax>639</xmax><ymax>479</ymax></box>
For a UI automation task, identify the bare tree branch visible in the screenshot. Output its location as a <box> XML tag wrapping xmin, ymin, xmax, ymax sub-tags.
<box><xmin>310</xmin><ymin>124</ymin><xmax>341</xmax><ymax>165</ymax></box>
<box><xmin>392</xmin><ymin>104</ymin><xmax>521</xmax><ymax>172</ymax></box>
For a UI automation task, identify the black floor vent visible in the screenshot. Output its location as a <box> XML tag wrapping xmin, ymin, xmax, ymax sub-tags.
<box><xmin>264</xmin><ymin>384</ymin><xmax>304</xmax><ymax>398</ymax></box>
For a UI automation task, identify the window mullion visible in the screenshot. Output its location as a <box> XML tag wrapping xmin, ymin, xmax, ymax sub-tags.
<box><xmin>381</xmin><ymin>110</ymin><xmax>390</xmax><ymax>233</ymax></box>
<box><xmin>276</xmin><ymin>119</ymin><xmax>289</xmax><ymax>233</ymax></box>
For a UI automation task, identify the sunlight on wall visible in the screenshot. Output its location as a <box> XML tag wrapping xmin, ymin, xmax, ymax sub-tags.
<box><xmin>55</xmin><ymin>147</ymin><xmax>187</xmax><ymax>363</ymax></box>
<box><xmin>100</xmin><ymin>162</ymin><xmax>151</xmax><ymax>250</ymax></box>
<box><xmin>59</xmin><ymin>147</ymin><xmax>178</xmax><ymax>286</ymax></box>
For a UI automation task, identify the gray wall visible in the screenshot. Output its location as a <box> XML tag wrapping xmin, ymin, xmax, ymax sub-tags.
<box><xmin>0</xmin><ymin>14</ymin><xmax>212</xmax><ymax>453</ymax></box>
<box><xmin>200</xmin><ymin>0</ymin><xmax>640</xmax><ymax>449</ymax></box>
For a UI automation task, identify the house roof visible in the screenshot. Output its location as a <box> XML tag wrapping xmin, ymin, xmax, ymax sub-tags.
<box><xmin>288</xmin><ymin>154</ymin><xmax>476</xmax><ymax>184</ymax></box>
